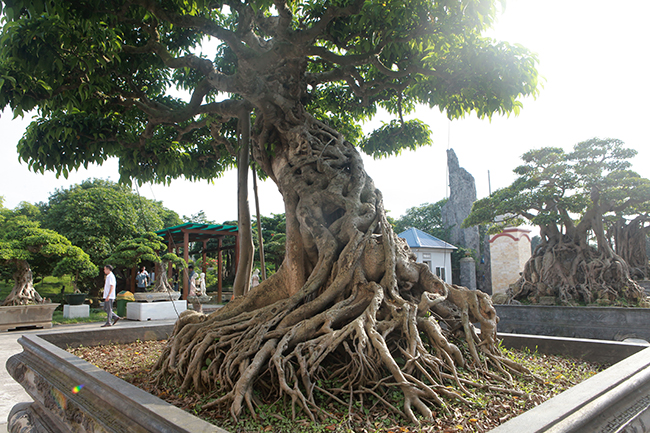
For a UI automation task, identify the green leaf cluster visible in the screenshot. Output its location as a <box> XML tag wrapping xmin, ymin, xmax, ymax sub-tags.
<box><xmin>253</xmin><ymin>213</ymin><xmax>286</xmax><ymax>273</ymax></box>
<box><xmin>360</xmin><ymin>118</ymin><xmax>431</xmax><ymax>159</ymax></box>
<box><xmin>39</xmin><ymin>178</ymin><xmax>182</xmax><ymax>268</ymax></box>
<box><xmin>393</xmin><ymin>199</ymin><xmax>449</xmax><ymax>239</ymax></box>
<box><xmin>0</xmin><ymin>0</ymin><xmax>539</xmax><ymax>184</ymax></box>
<box><xmin>107</xmin><ymin>231</ymin><xmax>185</xmax><ymax>269</ymax></box>
<box><xmin>0</xmin><ymin>205</ymin><xmax>97</xmax><ymax>295</ymax></box>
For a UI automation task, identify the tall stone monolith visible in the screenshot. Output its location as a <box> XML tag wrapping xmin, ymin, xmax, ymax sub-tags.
<box><xmin>441</xmin><ymin>149</ymin><xmax>491</xmax><ymax>293</ymax></box>
<box><xmin>442</xmin><ymin>149</ymin><xmax>479</xmax><ymax>253</ymax></box>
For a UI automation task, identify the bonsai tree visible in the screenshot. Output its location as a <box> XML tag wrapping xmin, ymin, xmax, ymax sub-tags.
<box><xmin>0</xmin><ymin>215</ymin><xmax>97</xmax><ymax>306</ymax></box>
<box><xmin>108</xmin><ymin>232</ymin><xmax>186</xmax><ymax>293</ymax></box>
<box><xmin>464</xmin><ymin>138</ymin><xmax>650</xmax><ymax>305</ymax></box>
<box><xmin>0</xmin><ymin>0</ymin><xmax>540</xmax><ymax>422</ymax></box>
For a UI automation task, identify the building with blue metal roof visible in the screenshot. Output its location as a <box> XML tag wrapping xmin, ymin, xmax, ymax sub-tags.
<box><xmin>398</xmin><ymin>228</ymin><xmax>456</xmax><ymax>284</ymax></box>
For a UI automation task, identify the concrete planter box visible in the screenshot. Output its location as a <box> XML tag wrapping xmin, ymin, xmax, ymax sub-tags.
<box><xmin>495</xmin><ymin>304</ymin><xmax>650</xmax><ymax>342</ymax></box>
<box><xmin>6</xmin><ymin>325</ymin><xmax>650</xmax><ymax>432</ymax></box>
<box><xmin>0</xmin><ymin>303</ymin><xmax>59</xmax><ymax>332</ymax></box>
<box><xmin>126</xmin><ymin>300</ymin><xmax>187</xmax><ymax>321</ymax></box>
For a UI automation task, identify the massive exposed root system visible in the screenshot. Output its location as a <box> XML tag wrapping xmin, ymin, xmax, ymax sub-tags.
<box><xmin>510</xmin><ymin>239</ymin><xmax>646</xmax><ymax>306</ymax></box>
<box><xmin>153</xmin><ymin>116</ymin><xmax>532</xmax><ymax>422</ymax></box>
<box><xmin>1</xmin><ymin>261</ymin><xmax>44</xmax><ymax>306</ymax></box>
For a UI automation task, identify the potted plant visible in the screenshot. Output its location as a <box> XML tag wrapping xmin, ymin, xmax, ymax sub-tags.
<box><xmin>64</xmin><ymin>291</ymin><xmax>88</xmax><ymax>305</ymax></box>
<box><xmin>0</xmin><ymin>215</ymin><xmax>96</xmax><ymax>330</ymax></box>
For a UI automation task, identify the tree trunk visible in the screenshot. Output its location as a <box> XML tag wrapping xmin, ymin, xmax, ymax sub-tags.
<box><xmin>154</xmin><ymin>113</ymin><xmax>519</xmax><ymax>422</ymax></box>
<box><xmin>152</xmin><ymin>261</ymin><xmax>175</xmax><ymax>293</ymax></box>
<box><xmin>613</xmin><ymin>216</ymin><xmax>649</xmax><ymax>280</ymax></box>
<box><xmin>2</xmin><ymin>260</ymin><xmax>44</xmax><ymax>306</ymax></box>
<box><xmin>232</xmin><ymin>112</ymin><xmax>254</xmax><ymax>297</ymax></box>
<box><xmin>252</xmin><ymin>164</ymin><xmax>267</xmax><ymax>280</ymax></box>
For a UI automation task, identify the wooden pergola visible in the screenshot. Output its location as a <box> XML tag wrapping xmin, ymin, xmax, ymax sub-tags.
<box><xmin>155</xmin><ymin>222</ymin><xmax>239</xmax><ymax>301</ymax></box>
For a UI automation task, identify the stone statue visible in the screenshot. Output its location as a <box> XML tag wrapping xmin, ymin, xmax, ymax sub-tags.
<box><xmin>199</xmin><ymin>272</ymin><xmax>206</xmax><ymax>295</ymax></box>
<box><xmin>251</xmin><ymin>269</ymin><xmax>260</xmax><ymax>288</ymax></box>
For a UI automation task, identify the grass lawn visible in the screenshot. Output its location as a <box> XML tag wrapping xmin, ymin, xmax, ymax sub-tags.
<box><xmin>52</xmin><ymin>309</ymin><xmax>107</xmax><ymax>325</ymax></box>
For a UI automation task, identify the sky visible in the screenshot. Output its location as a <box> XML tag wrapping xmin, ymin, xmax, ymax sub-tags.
<box><xmin>1</xmin><ymin>1</ymin><xmax>649</xmax><ymax>224</ymax></box>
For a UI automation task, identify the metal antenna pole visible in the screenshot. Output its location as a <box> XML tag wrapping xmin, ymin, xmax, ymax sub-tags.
<box><xmin>488</xmin><ymin>170</ymin><xmax>492</xmax><ymax>196</ymax></box>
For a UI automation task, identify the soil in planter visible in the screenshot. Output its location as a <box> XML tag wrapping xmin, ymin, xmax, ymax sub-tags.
<box><xmin>68</xmin><ymin>341</ymin><xmax>605</xmax><ymax>433</ymax></box>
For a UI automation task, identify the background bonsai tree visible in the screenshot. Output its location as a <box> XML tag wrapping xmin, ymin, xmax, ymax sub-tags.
<box><xmin>0</xmin><ymin>0</ymin><xmax>539</xmax><ymax>422</ymax></box>
<box><xmin>464</xmin><ymin>138</ymin><xmax>650</xmax><ymax>305</ymax></box>
<box><xmin>0</xmin><ymin>213</ymin><xmax>97</xmax><ymax>306</ymax></box>
<box><xmin>108</xmin><ymin>232</ymin><xmax>186</xmax><ymax>293</ymax></box>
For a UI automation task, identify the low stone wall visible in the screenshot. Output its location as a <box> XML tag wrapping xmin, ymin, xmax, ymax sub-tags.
<box><xmin>492</xmin><ymin>344</ymin><xmax>650</xmax><ymax>432</ymax></box>
<box><xmin>6</xmin><ymin>326</ymin><xmax>226</xmax><ymax>433</ymax></box>
<box><xmin>38</xmin><ymin>323</ymin><xmax>175</xmax><ymax>349</ymax></box>
<box><xmin>6</xmin><ymin>325</ymin><xmax>650</xmax><ymax>432</ymax></box>
<box><xmin>495</xmin><ymin>304</ymin><xmax>650</xmax><ymax>342</ymax></box>
<box><xmin>499</xmin><ymin>332</ymin><xmax>648</xmax><ymax>365</ymax></box>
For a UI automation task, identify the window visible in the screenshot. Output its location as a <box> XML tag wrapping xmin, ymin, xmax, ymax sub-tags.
<box><xmin>436</xmin><ymin>267</ymin><xmax>446</xmax><ymax>281</ymax></box>
<box><xmin>423</xmin><ymin>260</ymin><xmax>432</xmax><ymax>271</ymax></box>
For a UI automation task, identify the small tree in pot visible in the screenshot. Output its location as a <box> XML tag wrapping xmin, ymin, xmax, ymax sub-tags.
<box><xmin>0</xmin><ymin>215</ymin><xmax>97</xmax><ymax>306</ymax></box>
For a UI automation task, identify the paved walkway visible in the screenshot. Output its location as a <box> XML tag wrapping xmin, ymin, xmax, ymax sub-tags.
<box><xmin>1</xmin><ymin>318</ymin><xmax>177</xmax><ymax>432</ymax></box>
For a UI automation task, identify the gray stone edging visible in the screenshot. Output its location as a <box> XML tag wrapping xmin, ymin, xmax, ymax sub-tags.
<box><xmin>490</xmin><ymin>345</ymin><xmax>650</xmax><ymax>432</ymax></box>
<box><xmin>495</xmin><ymin>304</ymin><xmax>650</xmax><ymax>342</ymax></box>
<box><xmin>38</xmin><ymin>323</ymin><xmax>175</xmax><ymax>349</ymax></box>
<box><xmin>498</xmin><ymin>332</ymin><xmax>648</xmax><ymax>365</ymax></box>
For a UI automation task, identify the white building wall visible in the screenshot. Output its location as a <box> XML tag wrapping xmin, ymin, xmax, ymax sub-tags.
<box><xmin>411</xmin><ymin>248</ymin><xmax>453</xmax><ymax>284</ymax></box>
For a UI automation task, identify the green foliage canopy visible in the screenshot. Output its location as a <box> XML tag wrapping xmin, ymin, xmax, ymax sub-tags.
<box><xmin>108</xmin><ymin>231</ymin><xmax>185</xmax><ymax>269</ymax></box>
<box><xmin>40</xmin><ymin>178</ymin><xmax>182</xmax><ymax>266</ymax></box>
<box><xmin>0</xmin><ymin>0</ymin><xmax>539</xmax><ymax>185</ymax></box>
<box><xmin>0</xmin><ymin>209</ymin><xmax>97</xmax><ymax>288</ymax></box>
<box><xmin>393</xmin><ymin>199</ymin><xmax>449</xmax><ymax>238</ymax></box>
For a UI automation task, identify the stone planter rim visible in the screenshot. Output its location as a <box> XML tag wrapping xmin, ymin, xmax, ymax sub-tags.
<box><xmin>8</xmin><ymin>332</ymin><xmax>226</xmax><ymax>432</ymax></box>
<box><xmin>8</xmin><ymin>325</ymin><xmax>650</xmax><ymax>433</ymax></box>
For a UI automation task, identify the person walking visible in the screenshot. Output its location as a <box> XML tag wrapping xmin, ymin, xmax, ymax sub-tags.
<box><xmin>102</xmin><ymin>264</ymin><xmax>120</xmax><ymax>327</ymax></box>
